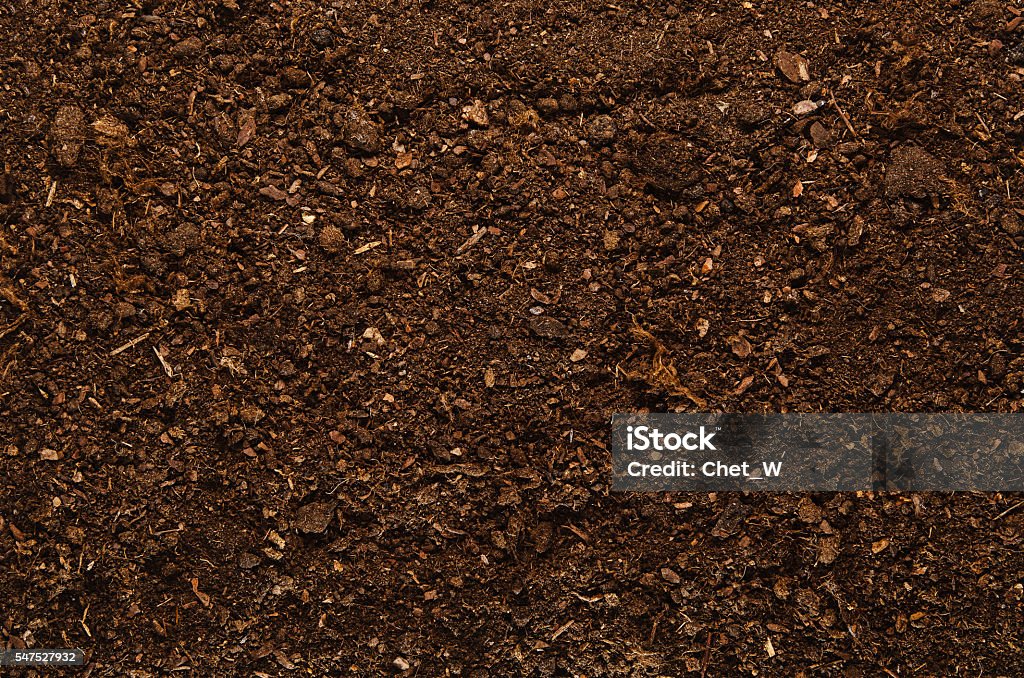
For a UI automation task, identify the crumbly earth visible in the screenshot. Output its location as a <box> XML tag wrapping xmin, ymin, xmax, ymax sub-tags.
<box><xmin>2</xmin><ymin>0</ymin><xmax>1024</xmax><ymax>675</ymax></box>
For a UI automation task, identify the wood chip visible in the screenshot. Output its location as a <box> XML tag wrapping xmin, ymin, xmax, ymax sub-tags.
<box><xmin>530</xmin><ymin>288</ymin><xmax>553</xmax><ymax>304</ymax></box>
<box><xmin>236</xmin><ymin>109</ymin><xmax>257</xmax><ymax>147</ymax></box>
<box><xmin>776</xmin><ymin>50</ymin><xmax>811</xmax><ymax>83</ymax></box>
<box><xmin>793</xmin><ymin>99</ymin><xmax>821</xmax><ymax>116</ymax></box>
<box><xmin>353</xmin><ymin>241</ymin><xmax>383</xmax><ymax>254</ymax></box>
<box><xmin>456</xmin><ymin>228</ymin><xmax>486</xmax><ymax>254</ymax></box>
<box><xmin>259</xmin><ymin>185</ymin><xmax>289</xmax><ymax>201</ymax></box>
<box><xmin>154</xmin><ymin>346</ymin><xmax>175</xmax><ymax>378</ymax></box>
<box><xmin>110</xmin><ymin>332</ymin><xmax>151</xmax><ymax>356</ymax></box>
<box><xmin>551</xmin><ymin>620</ymin><xmax>574</xmax><ymax>640</ymax></box>
<box><xmin>733</xmin><ymin>375</ymin><xmax>755</xmax><ymax>395</ymax></box>
<box><xmin>9</xmin><ymin>522</ymin><xmax>26</xmax><ymax>541</ymax></box>
<box><xmin>729</xmin><ymin>335</ymin><xmax>753</xmax><ymax>358</ymax></box>
<box><xmin>191</xmin><ymin>578</ymin><xmax>211</xmax><ymax>607</ymax></box>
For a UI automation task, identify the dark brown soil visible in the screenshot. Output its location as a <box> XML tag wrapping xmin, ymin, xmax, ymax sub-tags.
<box><xmin>2</xmin><ymin>0</ymin><xmax>1024</xmax><ymax>675</ymax></box>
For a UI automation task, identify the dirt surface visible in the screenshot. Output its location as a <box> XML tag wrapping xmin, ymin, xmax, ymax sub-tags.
<box><xmin>2</xmin><ymin>0</ymin><xmax>1024</xmax><ymax>674</ymax></box>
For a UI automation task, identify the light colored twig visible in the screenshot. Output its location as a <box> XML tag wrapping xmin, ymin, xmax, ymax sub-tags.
<box><xmin>110</xmin><ymin>332</ymin><xmax>151</xmax><ymax>356</ymax></box>
<box><xmin>830</xmin><ymin>93</ymin><xmax>860</xmax><ymax>139</ymax></box>
<box><xmin>994</xmin><ymin>500</ymin><xmax>1024</xmax><ymax>522</ymax></box>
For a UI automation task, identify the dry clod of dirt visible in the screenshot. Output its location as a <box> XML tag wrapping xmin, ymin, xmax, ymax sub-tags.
<box><xmin>818</xmin><ymin>536</ymin><xmax>841</xmax><ymax>565</ymax></box>
<box><xmin>240</xmin><ymin>404</ymin><xmax>266</xmax><ymax>425</ymax></box>
<box><xmin>50</xmin><ymin>105</ymin><xmax>86</xmax><ymax>167</ymax></box>
<box><xmin>462</xmin><ymin>100</ymin><xmax>490</xmax><ymax>127</ymax></box>
<box><xmin>586</xmin><ymin>115</ymin><xmax>617</xmax><ymax>146</ymax></box>
<box><xmin>529</xmin><ymin>316</ymin><xmax>569</xmax><ymax>339</ymax></box>
<box><xmin>536</xmin><ymin>97</ymin><xmax>560</xmax><ymax>115</ymax></box>
<box><xmin>267</xmin><ymin>92</ymin><xmax>292</xmax><ymax>112</ymax></box>
<box><xmin>633</xmin><ymin>132</ymin><xmax>702</xmax><ymax>198</ymax></box>
<box><xmin>404</xmin><ymin>185</ymin><xmax>432</xmax><ymax>211</ymax></box>
<box><xmin>808</xmin><ymin>121</ymin><xmax>832</xmax><ymax>147</ymax></box>
<box><xmin>92</xmin><ymin>115</ymin><xmax>131</xmax><ymax>148</ymax></box>
<box><xmin>280</xmin><ymin>66</ymin><xmax>310</xmax><ymax>89</ymax></box>
<box><xmin>997</xmin><ymin>210</ymin><xmax>1022</xmax><ymax>236</ymax></box>
<box><xmin>339</xmin><ymin>108</ymin><xmax>383</xmax><ymax>154</ymax></box>
<box><xmin>798</xmin><ymin>498</ymin><xmax>824</xmax><ymax>523</ymax></box>
<box><xmin>319</xmin><ymin>225</ymin><xmax>346</xmax><ymax>253</ymax></box>
<box><xmin>294</xmin><ymin>502</ymin><xmax>335</xmax><ymax>534</ymax></box>
<box><xmin>883</xmin><ymin>145</ymin><xmax>946</xmax><ymax>198</ymax></box>
<box><xmin>170</xmin><ymin>35</ymin><xmax>204</xmax><ymax>59</ymax></box>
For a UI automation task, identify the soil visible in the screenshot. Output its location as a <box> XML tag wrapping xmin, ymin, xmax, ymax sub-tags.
<box><xmin>2</xmin><ymin>0</ymin><xmax>1024</xmax><ymax>675</ymax></box>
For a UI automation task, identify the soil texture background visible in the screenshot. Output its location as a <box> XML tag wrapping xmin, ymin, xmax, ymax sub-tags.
<box><xmin>2</xmin><ymin>0</ymin><xmax>1024</xmax><ymax>674</ymax></box>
